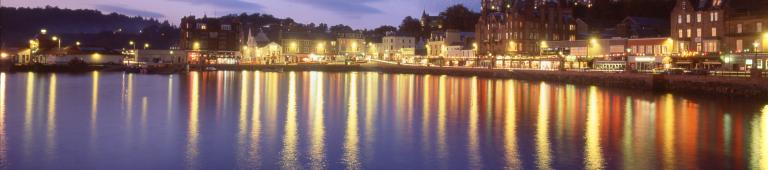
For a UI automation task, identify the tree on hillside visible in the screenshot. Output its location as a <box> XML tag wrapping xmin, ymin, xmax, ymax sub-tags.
<box><xmin>398</xmin><ymin>16</ymin><xmax>422</xmax><ymax>37</ymax></box>
<box><xmin>373</xmin><ymin>25</ymin><xmax>397</xmax><ymax>36</ymax></box>
<box><xmin>330</xmin><ymin>24</ymin><xmax>354</xmax><ymax>35</ymax></box>
<box><xmin>439</xmin><ymin>4</ymin><xmax>479</xmax><ymax>31</ymax></box>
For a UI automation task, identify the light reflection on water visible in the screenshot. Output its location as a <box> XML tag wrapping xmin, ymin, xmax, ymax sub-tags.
<box><xmin>0</xmin><ymin>71</ymin><xmax>766</xmax><ymax>169</ymax></box>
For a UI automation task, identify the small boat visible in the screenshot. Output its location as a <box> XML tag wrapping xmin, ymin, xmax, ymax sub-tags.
<box><xmin>205</xmin><ymin>67</ymin><xmax>217</xmax><ymax>71</ymax></box>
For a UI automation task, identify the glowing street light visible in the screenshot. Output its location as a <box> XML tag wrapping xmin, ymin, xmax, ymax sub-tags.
<box><xmin>316</xmin><ymin>43</ymin><xmax>325</xmax><ymax>54</ymax></box>
<box><xmin>76</xmin><ymin>41</ymin><xmax>81</xmax><ymax>47</ymax></box>
<box><xmin>586</xmin><ymin>37</ymin><xmax>598</xmax><ymax>59</ymax></box>
<box><xmin>52</xmin><ymin>36</ymin><xmax>61</xmax><ymax>49</ymax></box>
<box><xmin>0</xmin><ymin>53</ymin><xmax>8</xmax><ymax>59</ymax></box>
<box><xmin>40</xmin><ymin>29</ymin><xmax>47</xmax><ymax>34</ymax></box>
<box><xmin>144</xmin><ymin>43</ymin><xmax>150</xmax><ymax>49</ymax></box>
<box><xmin>193</xmin><ymin>42</ymin><xmax>201</xmax><ymax>51</ymax></box>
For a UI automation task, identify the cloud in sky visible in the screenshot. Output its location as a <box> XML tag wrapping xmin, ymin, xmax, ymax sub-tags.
<box><xmin>287</xmin><ymin>0</ymin><xmax>383</xmax><ymax>16</ymax></box>
<box><xmin>95</xmin><ymin>5</ymin><xmax>165</xmax><ymax>18</ymax></box>
<box><xmin>168</xmin><ymin>0</ymin><xmax>263</xmax><ymax>10</ymax></box>
<box><xmin>4</xmin><ymin>0</ymin><xmax>478</xmax><ymax>28</ymax></box>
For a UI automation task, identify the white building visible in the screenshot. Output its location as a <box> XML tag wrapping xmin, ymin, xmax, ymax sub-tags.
<box><xmin>446</xmin><ymin>45</ymin><xmax>475</xmax><ymax>59</ymax></box>
<box><xmin>137</xmin><ymin>50</ymin><xmax>187</xmax><ymax>64</ymax></box>
<box><xmin>381</xmin><ymin>33</ymin><xmax>416</xmax><ymax>60</ymax></box>
<box><xmin>45</xmin><ymin>47</ymin><xmax>125</xmax><ymax>65</ymax></box>
<box><xmin>426</xmin><ymin>30</ymin><xmax>475</xmax><ymax>57</ymax></box>
<box><xmin>242</xmin><ymin>29</ymin><xmax>283</xmax><ymax>64</ymax></box>
<box><xmin>47</xmin><ymin>53</ymin><xmax>124</xmax><ymax>65</ymax></box>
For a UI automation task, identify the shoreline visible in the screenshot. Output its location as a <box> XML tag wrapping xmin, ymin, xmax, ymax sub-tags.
<box><xmin>196</xmin><ymin>63</ymin><xmax>768</xmax><ymax>99</ymax></box>
<box><xmin>4</xmin><ymin>63</ymin><xmax>768</xmax><ymax>98</ymax></box>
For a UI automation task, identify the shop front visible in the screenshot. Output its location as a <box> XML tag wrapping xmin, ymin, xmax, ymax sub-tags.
<box><xmin>629</xmin><ymin>56</ymin><xmax>663</xmax><ymax>71</ymax></box>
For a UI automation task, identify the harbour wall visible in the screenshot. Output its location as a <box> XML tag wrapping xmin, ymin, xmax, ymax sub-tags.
<box><xmin>198</xmin><ymin>64</ymin><xmax>768</xmax><ymax>98</ymax></box>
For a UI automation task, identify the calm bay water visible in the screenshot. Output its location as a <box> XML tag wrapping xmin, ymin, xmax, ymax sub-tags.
<box><xmin>0</xmin><ymin>71</ymin><xmax>766</xmax><ymax>169</ymax></box>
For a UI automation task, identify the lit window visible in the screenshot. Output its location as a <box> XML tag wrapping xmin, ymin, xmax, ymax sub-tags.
<box><xmin>687</xmin><ymin>29</ymin><xmax>691</xmax><ymax>38</ymax></box>
<box><xmin>758</xmin><ymin>23</ymin><xmax>763</xmax><ymax>33</ymax></box>
<box><xmin>686</xmin><ymin>14</ymin><xmax>691</xmax><ymax>23</ymax></box>
<box><xmin>678</xmin><ymin>15</ymin><xmax>682</xmax><ymax>24</ymax></box>
<box><xmin>697</xmin><ymin>13</ymin><xmax>702</xmax><ymax>22</ymax></box>
<box><xmin>712</xmin><ymin>27</ymin><xmax>717</xmax><ymax>36</ymax></box>
<box><xmin>697</xmin><ymin>28</ymin><xmax>702</xmax><ymax>37</ymax></box>
<box><xmin>737</xmin><ymin>24</ymin><xmax>743</xmax><ymax>33</ymax></box>
<box><xmin>679</xmin><ymin>29</ymin><xmax>684</xmax><ymax>38</ymax></box>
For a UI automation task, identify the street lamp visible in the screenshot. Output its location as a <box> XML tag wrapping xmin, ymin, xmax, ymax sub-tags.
<box><xmin>193</xmin><ymin>42</ymin><xmax>201</xmax><ymax>51</ymax></box>
<box><xmin>586</xmin><ymin>37</ymin><xmax>599</xmax><ymax>69</ymax></box>
<box><xmin>76</xmin><ymin>41</ymin><xmax>81</xmax><ymax>47</ymax></box>
<box><xmin>144</xmin><ymin>43</ymin><xmax>150</xmax><ymax>49</ymax></box>
<box><xmin>40</xmin><ymin>29</ymin><xmax>48</xmax><ymax>34</ymax></box>
<box><xmin>129</xmin><ymin>41</ymin><xmax>136</xmax><ymax>50</ymax></box>
<box><xmin>52</xmin><ymin>36</ymin><xmax>61</xmax><ymax>49</ymax></box>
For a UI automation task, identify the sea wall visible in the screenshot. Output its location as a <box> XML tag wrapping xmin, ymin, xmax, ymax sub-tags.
<box><xmin>202</xmin><ymin>64</ymin><xmax>767</xmax><ymax>98</ymax></box>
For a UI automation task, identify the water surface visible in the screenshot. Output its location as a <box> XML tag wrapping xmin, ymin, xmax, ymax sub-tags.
<box><xmin>0</xmin><ymin>71</ymin><xmax>766</xmax><ymax>169</ymax></box>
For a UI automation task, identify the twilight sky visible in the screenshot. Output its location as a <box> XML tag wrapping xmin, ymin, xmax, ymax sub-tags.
<box><xmin>5</xmin><ymin>0</ymin><xmax>479</xmax><ymax>29</ymax></box>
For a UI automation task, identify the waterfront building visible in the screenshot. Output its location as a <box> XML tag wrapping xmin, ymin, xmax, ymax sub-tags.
<box><xmin>19</xmin><ymin>29</ymin><xmax>59</xmax><ymax>64</ymax></box>
<box><xmin>541</xmin><ymin>38</ymin><xmax>675</xmax><ymax>70</ymax></box>
<box><xmin>136</xmin><ymin>50</ymin><xmax>187</xmax><ymax>64</ymax></box>
<box><xmin>180</xmin><ymin>16</ymin><xmax>242</xmax><ymax>64</ymax></box>
<box><xmin>627</xmin><ymin>38</ymin><xmax>675</xmax><ymax>70</ymax></box>
<box><xmin>670</xmin><ymin>0</ymin><xmax>768</xmax><ymax>58</ymax></box>
<box><xmin>444</xmin><ymin>45</ymin><xmax>476</xmax><ymax>66</ymax></box>
<box><xmin>425</xmin><ymin>30</ymin><xmax>476</xmax><ymax>66</ymax></box>
<box><xmin>242</xmin><ymin>29</ymin><xmax>282</xmax><ymax>64</ymax></box>
<box><xmin>476</xmin><ymin>0</ymin><xmax>578</xmax><ymax>57</ymax></box>
<box><xmin>381</xmin><ymin>32</ymin><xmax>416</xmax><ymax>61</ymax></box>
<box><xmin>336</xmin><ymin>32</ymin><xmax>365</xmax><ymax>58</ymax></box>
<box><xmin>367</xmin><ymin>41</ymin><xmax>382</xmax><ymax>60</ymax></box>
<box><xmin>426</xmin><ymin>30</ymin><xmax>474</xmax><ymax>57</ymax></box>
<box><xmin>45</xmin><ymin>47</ymin><xmax>124</xmax><ymax>65</ymax></box>
<box><xmin>282</xmin><ymin>32</ymin><xmax>333</xmax><ymax>63</ymax></box>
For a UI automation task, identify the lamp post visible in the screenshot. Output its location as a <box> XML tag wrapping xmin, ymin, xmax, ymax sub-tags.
<box><xmin>753</xmin><ymin>42</ymin><xmax>760</xmax><ymax>71</ymax></box>
<box><xmin>129</xmin><ymin>41</ymin><xmax>135</xmax><ymax>50</ymax></box>
<box><xmin>144</xmin><ymin>43</ymin><xmax>150</xmax><ymax>50</ymax></box>
<box><xmin>625</xmin><ymin>48</ymin><xmax>633</xmax><ymax>72</ymax></box>
<box><xmin>588</xmin><ymin>38</ymin><xmax>599</xmax><ymax>69</ymax></box>
<box><xmin>52</xmin><ymin>36</ymin><xmax>60</xmax><ymax>49</ymax></box>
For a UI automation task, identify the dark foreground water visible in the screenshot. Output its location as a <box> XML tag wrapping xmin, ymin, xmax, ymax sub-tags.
<box><xmin>0</xmin><ymin>71</ymin><xmax>766</xmax><ymax>169</ymax></box>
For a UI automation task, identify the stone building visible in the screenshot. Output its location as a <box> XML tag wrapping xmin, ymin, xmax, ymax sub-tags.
<box><xmin>476</xmin><ymin>0</ymin><xmax>578</xmax><ymax>57</ymax></box>
<box><xmin>421</xmin><ymin>11</ymin><xmax>444</xmax><ymax>31</ymax></box>
<box><xmin>336</xmin><ymin>32</ymin><xmax>365</xmax><ymax>57</ymax></box>
<box><xmin>179</xmin><ymin>16</ymin><xmax>242</xmax><ymax>64</ymax></box>
<box><xmin>381</xmin><ymin>32</ymin><xmax>416</xmax><ymax>60</ymax></box>
<box><xmin>670</xmin><ymin>0</ymin><xmax>768</xmax><ymax>55</ymax></box>
<box><xmin>426</xmin><ymin>30</ymin><xmax>475</xmax><ymax>57</ymax></box>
